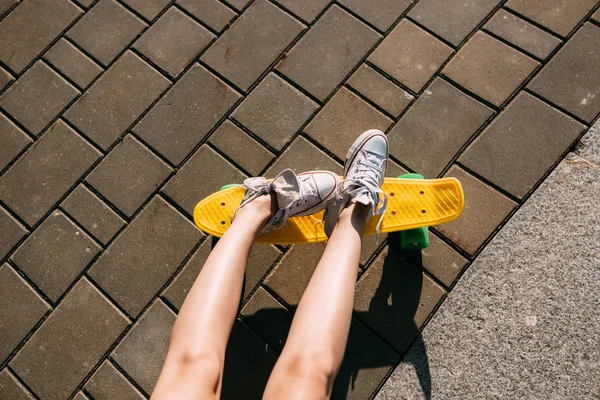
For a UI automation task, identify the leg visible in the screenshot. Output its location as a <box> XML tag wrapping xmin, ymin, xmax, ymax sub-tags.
<box><xmin>152</xmin><ymin>195</ymin><xmax>273</xmax><ymax>400</ymax></box>
<box><xmin>264</xmin><ymin>202</ymin><xmax>368</xmax><ymax>400</ymax></box>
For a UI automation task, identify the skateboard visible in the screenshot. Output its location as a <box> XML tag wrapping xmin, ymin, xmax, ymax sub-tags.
<box><xmin>193</xmin><ymin>174</ymin><xmax>464</xmax><ymax>248</ymax></box>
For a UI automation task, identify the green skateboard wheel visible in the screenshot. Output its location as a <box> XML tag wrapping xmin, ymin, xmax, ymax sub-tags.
<box><xmin>398</xmin><ymin>173</ymin><xmax>429</xmax><ymax>250</ymax></box>
<box><xmin>220</xmin><ymin>184</ymin><xmax>242</xmax><ymax>191</ymax></box>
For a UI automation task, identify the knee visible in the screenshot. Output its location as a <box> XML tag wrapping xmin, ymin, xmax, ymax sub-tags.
<box><xmin>279</xmin><ymin>345</ymin><xmax>338</xmax><ymax>385</ymax></box>
<box><xmin>175</xmin><ymin>349</ymin><xmax>223</xmax><ymax>387</ymax></box>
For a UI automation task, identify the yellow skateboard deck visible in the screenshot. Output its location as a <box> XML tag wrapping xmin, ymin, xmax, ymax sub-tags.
<box><xmin>193</xmin><ymin>177</ymin><xmax>464</xmax><ymax>244</ymax></box>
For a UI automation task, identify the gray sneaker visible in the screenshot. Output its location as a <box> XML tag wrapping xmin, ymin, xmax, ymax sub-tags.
<box><xmin>324</xmin><ymin>129</ymin><xmax>389</xmax><ymax>240</ymax></box>
<box><xmin>233</xmin><ymin>169</ymin><xmax>339</xmax><ymax>235</ymax></box>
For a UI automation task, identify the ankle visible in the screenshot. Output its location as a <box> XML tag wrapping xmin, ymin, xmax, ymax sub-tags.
<box><xmin>232</xmin><ymin>193</ymin><xmax>274</xmax><ymax>228</ymax></box>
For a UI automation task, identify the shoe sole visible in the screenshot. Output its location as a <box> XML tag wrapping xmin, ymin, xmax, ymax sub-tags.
<box><xmin>344</xmin><ymin>129</ymin><xmax>389</xmax><ymax>177</ymax></box>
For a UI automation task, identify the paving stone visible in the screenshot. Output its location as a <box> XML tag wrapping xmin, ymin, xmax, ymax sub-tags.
<box><xmin>223</xmin><ymin>0</ymin><xmax>250</xmax><ymax>11</ymax></box>
<box><xmin>121</xmin><ymin>0</ymin><xmax>170</xmax><ymax>21</ymax></box>
<box><xmin>111</xmin><ymin>299</ymin><xmax>175</xmax><ymax>394</ymax></box>
<box><xmin>44</xmin><ymin>38</ymin><xmax>103</xmax><ymax>88</ymax></box>
<box><xmin>273</xmin><ymin>0</ymin><xmax>331</xmax><ymax>23</ymax></box>
<box><xmin>484</xmin><ymin>9</ymin><xmax>561</xmax><ymax>60</ymax></box>
<box><xmin>360</xmin><ymin>234</ymin><xmax>386</xmax><ymax>266</ymax></box>
<box><xmin>61</xmin><ymin>185</ymin><xmax>126</xmax><ymax>245</ymax></box>
<box><xmin>163</xmin><ymin>146</ymin><xmax>246</xmax><ymax>216</ymax></box>
<box><xmin>73</xmin><ymin>0</ymin><xmax>94</xmax><ymax>9</ymax></box>
<box><xmin>202</xmin><ymin>0</ymin><xmax>304</xmax><ymax>91</ymax></box>
<box><xmin>0</xmin><ymin>369</ymin><xmax>35</xmax><ymax>400</ymax></box>
<box><xmin>265</xmin><ymin>136</ymin><xmax>342</xmax><ymax>175</ymax></box>
<box><xmin>232</xmin><ymin>73</ymin><xmax>318</xmax><ymax>150</ymax></box>
<box><xmin>11</xmin><ymin>211</ymin><xmax>101</xmax><ymax>302</ymax></box>
<box><xmin>0</xmin><ymin>61</ymin><xmax>79</xmax><ymax>135</ymax></box>
<box><xmin>67</xmin><ymin>0</ymin><xmax>146</xmax><ymax>66</ymax></box>
<box><xmin>87</xmin><ymin>135</ymin><xmax>172</xmax><ymax>216</ymax></box>
<box><xmin>368</xmin><ymin>19</ymin><xmax>453</xmax><ymax>93</ymax></box>
<box><xmin>178</xmin><ymin>0</ymin><xmax>236</xmax><ymax>32</ymax></box>
<box><xmin>0</xmin><ymin>0</ymin><xmax>81</xmax><ymax>72</ymax></box>
<box><xmin>0</xmin><ymin>206</ymin><xmax>27</xmax><ymax>260</ymax></box>
<box><xmin>0</xmin><ymin>120</ymin><xmax>101</xmax><ymax>226</ymax></box>
<box><xmin>277</xmin><ymin>5</ymin><xmax>379</xmax><ymax>101</ymax></box>
<box><xmin>0</xmin><ymin>0</ymin><xmax>17</xmax><ymax>15</ymax></box>
<box><xmin>388</xmin><ymin>78</ymin><xmax>493</xmax><ymax>178</ymax></box>
<box><xmin>528</xmin><ymin>23</ymin><xmax>600</xmax><ymax>123</ymax></box>
<box><xmin>0</xmin><ymin>65</ymin><xmax>13</xmax><ymax>91</ymax></box>
<box><xmin>338</xmin><ymin>0</ymin><xmax>411</xmax><ymax>31</ymax></box>
<box><xmin>89</xmin><ymin>197</ymin><xmax>200</xmax><ymax>317</ymax></box>
<box><xmin>347</xmin><ymin>64</ymin><xmax>414</xmax><ymax>117</ymax></box>
<box><xmin>460</xmin><ymin>92</ymin><xmax>586</xmax><ymax>198</ymax></box>
<box><xmin>134</xmin><ymin>7</ymin><xmax>214</xmax><ymax>77</ymax></box>
<box><xmin>65</xmin><ymin>51</ymin><xmax>170</xmax><ymax>150</ymax></box>
<box><xmin>85</xmin><ymin>361</ymin><xmax>145</xmax><ymax>400</ymax></box>
<box><xmin>73</xmin><ymin>392</ymin><xmax>90</xmax><ymax>400</ymax></box>
<box><xmin>506</xmin><ymin>0</ymin><xmax>597</xmax><ymax>37</ymax></box>
<box><xmin>0</xmin><ymin>264</ymin><xmax>49</xmax><ymax>363</ymax></box>
<box><xmin>136</xmin><ymin>64</ymin><xmax>240</xmax><ymax>165</ymax></box>
<box><xmin>409</xmin><ymin>0</ymin><xmax>501</xmax><ymax>46</ymax></box>
<box><xmin>305</xmin><ymin>87</ymin><xmax>392</xmax><ymax>160</ymax></box>
<box><xmin>10</xmin><ymin>278</ymin><xmax>129</xmax><ymax>400</ymax></box>
<box><xmin>0</xmin><ymin>113</ymin><xmax>31</xmax><ymax>171</ymax></box>
<box><xmin>443</xmin><ymin>31</ymin><xmax>539</xmax><ymax>107</ymax></box>
<box><xmin>354</xmin><ymin>246</ymin><xmax>445</xmax><ymax>354</ymax></box>
<box><xmin>593</xmin><ymin>8</ymin><xmax>600</xmax><ymax>22</ymax></box>
<box><xmin>436</xmin><ymin>165</ymin><xmax>516</xmax><ymax>255</ymax></box>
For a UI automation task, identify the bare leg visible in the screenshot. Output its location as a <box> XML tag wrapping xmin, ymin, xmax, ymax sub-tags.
<box><xmin>152</xmin><ymin>195</ymin><xmax>273</xmax><ymax>400</ymax></box>
<box><xmin>264</xmin><ymin>202</ymin><xmax>368</xmax><ymax>399</ymax></box>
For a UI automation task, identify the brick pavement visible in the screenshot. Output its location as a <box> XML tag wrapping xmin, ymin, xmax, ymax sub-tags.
<box><xmin>1</xmin><ymin>0</ymin><xmax>599</xmax><ymax>398</ymax></box>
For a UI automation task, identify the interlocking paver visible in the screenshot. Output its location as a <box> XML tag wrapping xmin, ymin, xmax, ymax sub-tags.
<box><xmin>44</xmin><ymin>38</ymin><xmax>103</xmax><ymax>89</ymax></box>
<box><xmin>87</xmin><ymin>135</ymin><xmax>172</xmax><ymax>216</ymax></box>
<box><xmin>111</xmin><ymin>299</ymin><xmax>175</xmax><ymax>394</ymax></box>
<box><xmin>443</xmin><ymin>31</ymin><xmax>539</xmax><ymax>107</ymax></box>
<box><xmin>202</xmin><ymin>0</ymin><xmax>304</xmax><ymax>91</ymax></box>
<box><xmin>347</xmin><ymin>64</ymin><xmax>414</xmax><ymax>117</ymax></box>
<box><xmin>460</xmin><ymin>92</ymin><xmax>585</xmax><ymax>198</ymax></box>
<box><xmin>0</xmin><ymin>66</ymin><xmax>13</xmax><ymax>91</ymax></box>
<box><xmin>73</xmin><ymin>0</ymin><xmax>94</xmax><ymax>9</ymax></box>
<box><xmin>0</xmin><ymin>0</ymin><xmax>17</xmax><ymax>15</ymax></box>
<box><xmin>67</xmin><ymin>0</ymin><xmax>146</xmax><ymax>66</ymax></box>
<box><xmin>593</xmin><ymin>8</ymin><xmax>600</xmax><ymax>22</ymax></box>
<box><xmin>409</xmin><ymin>0</ymin><xmax>501</xmax><ymax>46</ymax></box>
<box><xmin>265</xmin><ymin>136</ymin><xmax>342</xmax><ymax>175</ymax></box>
<box><xmin>61</xmin><ymin>185</ymin><xmax>126</xmax><ymax>245</ymax></box>
<box><xmin>134</xmin><ymin>7</ymin><xmax>214</xmax><ymax>77</ymax></box>
<box><xmin>232</xmin><ymin>73</ymin><xmax>318</xmax><ymax>150</ymax></box>
<box><xmin>0</xmin><ymin>0</ymin><xmax>81</xmax><ymax>73</ymax></box>
<box><xmin>11</xmin><ymin>211</ymin><xmax>101</xmax><ymax>302</ymax></box>
<box><xmin>10</xmin><ymin>278</ymin><xmax>129</xmax><ymax>400</ymax></box>
<box><xmin>135</xmin><ymin>63</ymin><xmax>241</xmax><ymax>165</ymax></box>
<box><xmin>528</xmin><ymin>23</ymin><xmax>600</xmax><ymax>123</ymax></box>
<box><xmin>89</xmin><ymin>197</ymin><xmax>200</xmax><ymax>317</ymax></box>
<box><xmin>305</xmin><ymin>87</ymin><xmax>392</xmax><ymax>160</ymax></box>
<box><xmin>277</xmin><ymin>5</ymin><xmax>379</xmax><ymax>101</ymax></box>
<box><xmin>338</xmin><ymin>0</ymin><xmax>411</xmax><ymax>31</ymax></box>
<box><xmin>163</xmin><ymin>145</ymin><xmax>247</xmax><ymax>216</ymax></box>
<box><xmin>0</xmin><ymin>263</ymin><xmax>49</xmax><ymax>363</ymax></box>
<box><xmin>387</xmin><ymin>78</ymin><xmax>493</xmax><ymax>178</ymax></box>
<box><xmin>85</xmin><ymin>361</ymin><xmax>145</xmax><ymax>400</ymax></box>
<box><xmin>0</xmin><ymin>113</ymin><xmax>30</xmax><ymax>171</ymax></box>
<box><xmin>273</xmin><ymin>0</ymin><xmax>331</xmax><ymax>23</ymax></box>
<box><xmin>209</xmin><ymin>121</ymin><xmax>274</xmax><ymax>175</ymax></box>
<box><xmin>0</xmin><ymin>61</ymin><xmax>79</xmax><ymax>135</ymax></box>
<box><xmin>223</xmin><ymin>0</ymin><xmax>250</xmax><ymax>11</ymax></box>
<box><xmin>368</xmin><ymin>19</ymin><xmax>453</xmax><ymax>93</ymax></box>
<box><xmin>65</xmin><ymin>51</ymin><xmax>170</xmax><ymax>150</ymax></box>
<box><xmin>178</xmin><ymin>0</ymin><xmax>236</xmax><ymax>33</ymax></box>
<box><xmin>0</xmin><ymin>120</ymin><xmax>101</xmax><ymax>226</ymax></box>
<box><xmin>122</xmin><ymin>0</ymin><xmax>170</xmax><ymax>21</ymax></box>
<box><xmin>436</xmin><ymin>165</ymin><xmax>516</xmax><ymax>255</ymax></box>
<box><xmin>0</xmin><ymin>206</ymin><xmax>27</xmax><ymax>260</ymax></box>
<box><xmin>0</xmin><ymin>369</ymin><xmax>34</xmax><ymax>400</ymax></box>
<box><xmin>74</xmin><ymin>393</ymin><xmax>90</xmax><ymax>400</ymax></box>
<box><xmin>506</xmin><ymin>0</ymin><xmax>598</xmax><ymax>37</ymax></box>
<box><xmin>484</xmin><ymin>9</ymin><xmax>562</xmax><ymax>60</ymax></box>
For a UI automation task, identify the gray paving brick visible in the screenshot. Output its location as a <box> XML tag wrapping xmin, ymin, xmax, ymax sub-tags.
<box><xmin>111</xmin><ymin>299</ymin><xmax>175</xmax><ymax>394</ymax></box>
<box><xmin>460</xmin><ymin>92</ymin><xmax>585</xmax><ymax>198</ymax></box>
<box><xmin>0</xmin><ymin>65</ymin><xmax>13</xmax><ymax>91</ymax></box>
<box><xmin>122</xmin><ymin>0</ymin><xmax>170</xmax><ymax>21</ymax></box>
<box><xmin>178</xmin><ymin>0</ymin><xmax>236</xmax><ymax>32</ymax></box>
<box><xmin>231</xmin><ymin>73</ymin><xmax>318</xmax><ymax>150</ymax></box>
<box><xmin>0</xmin><ymin>113</ymin><xmax>30</xmax><ymax>171</ymax></box>
<box><xmin>388</xmin><ymin>78</ymin><xmax>493</xmax><ymax>178</ymax></box>
<box><xmin>89</xmin><ymin>197</ymin><xmax>200</xmax><ymax>317</ymax></box>
<box><xmin>0</xmin><ymin>120</ymin><xmax>101</xmax><ymax>226</ymax></box>
<box><xmin>85</xmin><ymin>361</ymin><xmax>145</xmax><ymax>400</ymax></box>
<box><xmin>11</xmin><ymin>211</ymin><xmax>101</xmax><ymax>302</ymax></box>
<box><xmin>0</xmin><ymin>61</ymin><xmax>79</xmax><ymax>135</ymax></box>
<box><xmin>443</xmin><ymin>31</ymin><xmax>539</xmax><ymax>107</ymax></box>
<box><xmin>223</xmin><ymin>0</ymin><xmax>250</xmax><ymax>12</ymax></box>
<box><xmin>0</xmin><ymin>0</ymin><xmax>81</xmax><ymax>72</ymax></box>
<box><xmin>265</xmin><ymin>136</ymin><xmax>342</xmax><ymax>175</ymax></box>
<box><xmin>68</xmin><ymin>0</ymin><xmax>146</xmax><ymax>66</ymax></box>
<box><xmin>273</xmin><ymin>0</ymin><xmax>331</xmax><ymax>23</ymax></box>
<box><xmin>0</xmin><ymin>263</ymin><xmax>49</xmax><ymax>363</ymax></box>
<box><xmin>202</xmin><ymin>0</ymin><xmax>304</xmax><ymax>91</ymax></box>
<box><xmin>305</xmin><ymin>87</ymin><xmax>392</xmax><ymax>160</ymax></box>
<box><xmin>87</xmin><ymin>135</ymin><xmax>172</xmax><ymax>216</ymax></box>
<box><xmin>277</xmin><ymin>5</ymin><xmax>379</xmax><ymax>101</ymax></box>
<box><xmin>65</xmin><ymin>51</ymin><xmax>170</xmax><ymax>150</ymax></box>
<box><xmin>135</xmin><ymin>63</ymin><xmax>240</xmax><ymax>165</ymax></box>
<box><xmin>369</xmin><ymin>19</ymin><xmax>453</xmax><ymax>93</ymax></box>
<box><xmin>339</xmin><ymin>0</ymin><xmax>411</xmax><ymax>31</ymax></box>
<box><xmin>528</xmin><ymin>23</ymin><xmax>600</xmax><ymax>123</ymax></box>
<box><xmin>0</xmin><ymin>0</ymin><xmax>17</xmax><ymax>15</ymax></box>
<box><xmin>44</xmin><ymin>38</ymin><xmax>103</xmax><ymax>89</ymax></box>
<box><xmin>73</xmin><ymin>0</ymin><xmax>94</xmax><ymax>9</ymax></box>
<box><xmin>593</xmin><ymin>8</ymin><xmax>600</xmax><ymax>22</ymax></box>
<box><xmin>73</xmin><ymin>392</ymin><xmax>90</xmax><ymax>400</ymax></box>
<box><xmin>61</xmin><ymin>185</ymin><xmax>126</xmax><ymax>245</ymax></box>
<box><xmin>10</xmin><ymin>278</ymin><xmax>129</xmax><ymax>400</ymax></box>
<box><xmin>0</xmin><ymin>206</ymin><xmax>27</xmax><ymax>260</ymax></box>
<box><xmin>0</xmin><ymin>369</ymin><xmax>34</xmax><ymax>400</ymax></box>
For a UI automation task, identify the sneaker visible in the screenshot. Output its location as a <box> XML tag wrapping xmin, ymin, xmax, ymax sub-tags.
<box><xmin>233</xmin><ymin>169</ymin><xmax>339</xmax><ymax>235</ymax></box>
<box><xmin>324</xmin><ymin>129</ymin><xmax>388</xmax><ymax>240</ymax></box>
